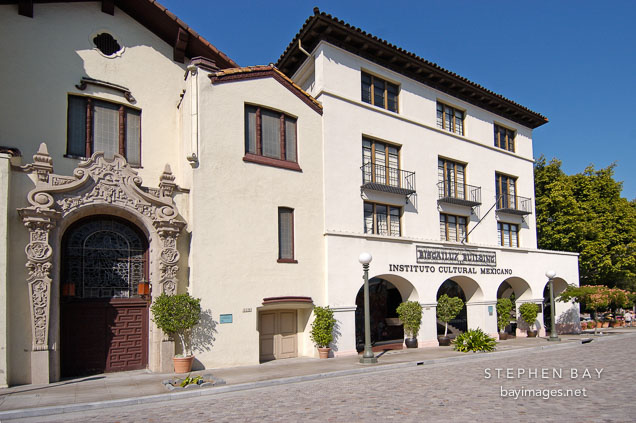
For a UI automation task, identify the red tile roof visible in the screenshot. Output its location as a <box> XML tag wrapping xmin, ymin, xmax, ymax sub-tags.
<box><xmin>277</xmin><ymin>8</ymin><xmax>548</xmax><ymax>129</ymax></box>
<box><xmin>209</xmin><ymin>65</ymin><xmax>323</xmax><ymax>114</ymax></box>
<box><xmin>1</xmin><ymin>0</ymin><xmax>238</xmax><ymax>68</ymax></box>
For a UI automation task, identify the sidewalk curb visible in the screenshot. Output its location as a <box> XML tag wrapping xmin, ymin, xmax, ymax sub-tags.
<box><xmin>1</xmin><ymin>332</ymin><xmax>633</xmax><ymax>420</ymax></box>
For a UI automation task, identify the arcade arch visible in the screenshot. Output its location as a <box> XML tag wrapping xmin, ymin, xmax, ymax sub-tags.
<box><xmin>354</xmin><ymin>275</ymin><xmax>417</xmax><ymax>351</ymax></box>
<box><xmin>436</xmin><ymin>276</ymin><xmax>483</xmax><ymax>335</ymax></box>
<box><xmin>496</xmin><ymin>277</ymin><xmax>532</xmax><ymax>336</ymax></box>
<box><xmin>543</xmin><ymin>277</ymin><xmax>569</xmax><ymax>329</ymax></box>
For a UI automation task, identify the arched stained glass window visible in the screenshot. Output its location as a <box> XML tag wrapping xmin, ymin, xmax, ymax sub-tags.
<box><xmin>62</xmin><ymin>216</ymin><xmax>147</xmax><ymax>299</ymax></box>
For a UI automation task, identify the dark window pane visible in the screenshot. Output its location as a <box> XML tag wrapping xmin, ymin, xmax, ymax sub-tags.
<box><xmin>92</xmin><ymin>100</ymin><xmax>119</xmax><ymax>160</ymax></box>
<box><xmin>387</xmin><ymin>83</ymin><xmax>398</xmax><ymax>112</ymax></box>
<box><xmin>67</xmin><ymin>96</ymin><xmax>87</xmax><ymax>156</ymax></box>
<box><xmin>285</xmin><ymin>117</ymin><xmax>296</xmax><ymax>162</ymax></box>
<box><xmin>361</xmin><ymin>73</ymin><xmax>372</xmax><ymax>104</ymax></box>
<box><xmin>278</xmin><ymin>208</ymin><xmax>293</xmax><ymax>259</ymax></box>
<box><xmin>373</xmin><ymin>79</ymin><xmax>385</xmax><ymax>108</ymax></box>
<box><xmin>125</xmin><ymin>109</ymin><xmax>141</xmax><ymax>166</ymax></box>
<box><xmin>261</xmin><ymin>109</ymin><xmax>281</xmax><ymax>159</ymax></box>
<box><xmin>376</xmin><ymin>205</ymin><xmax>388</xmax><ymax>235</ymax></box>
<box><xmin>245</xmin><ymin>106</ymin><xmax>257</xmax><ymax>154</ymax></box>
<box><xmin>389</xmin><ymin>207</ymin><xmax>400</xmax><ymax>235</ymax></box>
<box><xmin>364</xmin><ymin>203</ymin><xmax>373</xmax><ymax>234</ymax></box>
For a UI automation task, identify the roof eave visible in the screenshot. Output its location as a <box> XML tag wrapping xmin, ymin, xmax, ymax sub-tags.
<box><xmin>276</xmin><ymin>10</ymin><xmax>547</xmax><ymax>129</ymax></box>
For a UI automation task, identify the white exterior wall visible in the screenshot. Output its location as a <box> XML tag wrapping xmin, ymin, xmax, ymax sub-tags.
<box><xmin>293</xmin><ymin>41</ymin><xmax>579</xmax><ymax>353</ymax></box>
<box><xmin>0</xmin><ymin>3</ymin><xmax>188</xmax><ymax>182</ymax></box>
<box><xmin>187</xmin><ymin>72</ymin><xmax>325</xmax><ymax>367</ymax></box>
<box><xmin>308</xmin><ymin>42</ymin><xmax>537</xmax><ymax>248</ymax></box>
<box><xmin>0</xmin><ymin>3</ymin><xmax>190</xmax><ymax>385</ymax></box>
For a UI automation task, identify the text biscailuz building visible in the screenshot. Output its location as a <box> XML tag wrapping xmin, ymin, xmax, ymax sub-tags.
<box><xmin>0</xmin><ymin>3</ymin><xmax>578</xmax><ymax>386</ymax></box>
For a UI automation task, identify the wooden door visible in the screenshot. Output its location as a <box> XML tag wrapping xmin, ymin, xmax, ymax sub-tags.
<box><xmin>278</xmin><ymin>311</ymin><xmax>297</xmax><ymax>359</ymax></box>
<box><xmin>61</xmin><ymin>299</ymin><xmax>148</xmax><ymax>377</ymax></box>
<box><xmin>259</xmin><ymin>310</ymin><xmax>297</xmax><ymax>361</ymax></box>
<box><xmin>60</xmin><ymin>216</ymin><xmax>149</xmax><ymax>377</ymax></box>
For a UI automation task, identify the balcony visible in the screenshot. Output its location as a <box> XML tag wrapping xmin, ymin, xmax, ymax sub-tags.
<box><xmin>496</xmin><ymin>194</ymin><xmax>532</xmax><ymax>215</ymax></box>
<box><xmin>437</xmin><ymin>182</ymin><xmax>481</xmax><ymax>207</ymax></box>
<box><xmin>361</xmin><ymin>162</ymin><xmax>416</xmax><ymax>197</ymax></box>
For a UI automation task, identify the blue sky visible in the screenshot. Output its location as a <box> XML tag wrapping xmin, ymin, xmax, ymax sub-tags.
<box><xmin>160</xmin><ymin>0</ymin><xmax>636</xmax><ymax>200</ymax></box>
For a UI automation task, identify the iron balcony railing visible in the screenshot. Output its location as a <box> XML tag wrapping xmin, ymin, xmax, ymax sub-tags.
<box><xmin>437</xmin><ymin>182</ymin><xmax>481</xmax><ymax>207</ymax></box>
<box><xmin>361</xmin><ymin>162</ymin><xmax>416</xmax><ymax>196</ymax></box>
<box><xmin>496</xmin><ymin>193</ymin><xmax>532</xmax><ymax>215</ymax></box>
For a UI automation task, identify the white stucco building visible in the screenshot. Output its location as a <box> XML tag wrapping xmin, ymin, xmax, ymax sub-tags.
<box><xmin>0</xmin><ymin>3</ymin><xmax>579</xmax><ymax>387</ymax></box>
<box><xmin>275</xmin><ymin>9</ymin><xmax>580</xmax><ymax>354</ymax></box>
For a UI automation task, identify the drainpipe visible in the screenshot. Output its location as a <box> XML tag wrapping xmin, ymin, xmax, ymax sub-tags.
<box><xmin>298</xmin><ymin>40</ymin><xmax>311</xmax><ymax>58</ymax></box>
<box><xmin>186</xmin><ymin>64</ymin><xmax>199</xmax><ymax>167</ymax></box>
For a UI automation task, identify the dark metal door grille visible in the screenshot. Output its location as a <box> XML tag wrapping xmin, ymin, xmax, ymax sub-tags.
<box><xmin>63</xmin><ymin>217</ymin><xmax>146</xmax><ymax>299</ymax></box>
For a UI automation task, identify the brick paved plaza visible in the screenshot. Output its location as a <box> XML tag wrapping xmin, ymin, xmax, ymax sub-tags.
<box><xmin>12</xmin><ymin>335</ymin><xmax>636</xmax><ymax>422</ymax></box>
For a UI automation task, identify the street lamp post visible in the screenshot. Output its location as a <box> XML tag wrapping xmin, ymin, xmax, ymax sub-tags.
<box><xmin>358</xmin><ymin>252</ymin><xmax>377</xmax><ymax>364</ymax></box>
<box><xmin>546</xmin><ymin>270</ymin><xmax>560</xmax><ymax>342</ymax></box>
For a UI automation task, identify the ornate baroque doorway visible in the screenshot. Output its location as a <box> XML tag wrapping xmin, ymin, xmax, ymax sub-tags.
<box><xmin>60</xmin><ymin>216</ymin><xmax>149</xmax><ymax>377</ymax></box>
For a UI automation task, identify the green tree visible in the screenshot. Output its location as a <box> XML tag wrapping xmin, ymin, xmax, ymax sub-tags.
<box><xmin>396</xmin><ymin>301</ymin><xmax>423</xmax><ymax>339</ymax></box>
<box><xmin>310</xmin><ymin>306</ymin><xmax>336</xmax><ymax>348</ymax></box>
<box><xmin>558</xmin><ymin>284</ymin><xmax>631</xmax><ymax>334</ymax></box>
<box><xmin>535</xmin><ymin>156</ymin><xmax>636</xmax><ymax>290</ymax></box>
<box><xmin>436</xmin><ymin>294</ymin><xmax>464</xmax><ymax>336</ymax></box>
<box><xmin>150</xmin><ymin>293</ymin><xmax>202</xmax><ymax>356</ymax></box>
<box><xmin>496</xmin><ymin>298</ymin><xmax>513</xmax><ymax>333</ymax></box>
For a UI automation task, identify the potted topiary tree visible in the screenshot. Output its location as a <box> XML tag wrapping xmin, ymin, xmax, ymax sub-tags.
<box><xmin>518</xmin><ymin>302</ymin><xmax>540</xmax><ymax>337</ymax></box>
<box><xmin>151</xmin><ymin>292</ymin><xmax>202</xmax><ymax>373</ymax></box>
<box><xmin>496</xmin><ymin>298</ymin><xmax>513</xmax><ymax>340</ymax></box>
<box><xmin>437</xmin><ymin>294</ymin><xmax>464</xmax><ymax>346</ymax></box>
<box><xmin>396</xmin><ymin>301</ymin><xmax>423</xmax><ymax>348</ymax></box>
<box><xmin>310</xmin><ymin>306</ymin><xmax>336</xmax><ymax>358</ymax></box>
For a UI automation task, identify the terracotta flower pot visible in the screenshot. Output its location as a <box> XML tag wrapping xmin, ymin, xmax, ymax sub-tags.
<box><xmin>318</xmin><ymin>347</ymin><xmax>330</xmax><ymax>359</ymax></box>
<box><xmin>602</xmin><ymin>322</ymin><xmax>609</xmax><ymax>328</ymax></box>
<box><xmin>499</xmin><ymin>332</ymin><xmax>508</xmax><ymax>340</ymax></box>
<box><xmin>173</xmin><ymin>356</ymin><xmax>194</xmax><ymax>373</ymax></box>
<box><xmin>526</xmin><ymin>330</ymin><xmax>538</xmax><ymax>338</ymax></box>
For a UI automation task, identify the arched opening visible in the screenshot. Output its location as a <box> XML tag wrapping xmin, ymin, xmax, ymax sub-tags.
<box><xmin>497</xmin><ymin>281</ymin><xmax>516</xmax><ymax>336</ymax></box>
<box><xmin>60</xmin><ymin>215</ymin><xmax>150</xmax><ymax>377</ymax></box>
<box><xmin>436</xmin><ymin>279</ymin><xmax>467</xmax><ymax>335</ymax></box>
<box><xmin>497</xmin><ymin>277</ymin><xmax>532</xmax><ymax>335</ymax></box>
<box><xmin>355</xmin><ymin>278</ymin><xmax>404</xmax><ymax>351</ymax></box>
<box><xmin>542</xmin><ymin>278</ymin><xmax>568</xmax><ymax>330</ymax></box>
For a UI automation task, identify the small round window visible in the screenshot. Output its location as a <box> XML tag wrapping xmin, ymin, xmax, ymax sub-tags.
<box><xmin>93</xmin><ymin>32</ymin><xmax>122</xmax><ymax>56</ymax></box>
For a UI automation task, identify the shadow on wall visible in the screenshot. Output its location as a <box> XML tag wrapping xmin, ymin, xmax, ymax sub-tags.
<box><xmin>557</xmin><ymin>305</ymin><xmax>581</xmax><ymax>334</ymax></box>
<box><xmin>331</xmin><ymin>319</ymin><xmax>342</xmax><ymax>354</ymax></box>
<box><xmin>190</xmin><ymin>309</ymin><xmax>217</xmax><ymax>370</ymax></box>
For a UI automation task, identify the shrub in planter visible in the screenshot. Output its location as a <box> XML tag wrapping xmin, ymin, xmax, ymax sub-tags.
<box><xmin>580</xmin><ymin>321</ymin><xmax>587</xmax><ymax>330</ymax></box>
<box><xmin>587</xmin><ymin>321</ymin><xmax>596</xmax><ymax>329</ymax></box>
<box><xmin>151</xmin><ymin>293</ymin><xmax>202</xmax><ymax>372</ymax></box>
<box><xmin>310</xmin><ymin>306</ymin><xmax>336</xmax><ymax>358</ymax></box>
<box><xmin>437</xmin><ymin>294</ymin><xmax>464</xmax><ymax>343</ymax></box>
<box><xmin>452</xmin><ymin>328</ymin><xmax>497</xmax><ymax>353</ymax></box>
<box><xmin>518</xmin><ymin>302</ymin><xmax>540</xmax><ymax>337</ymax></box>
<box><xmin>151</xmin><ymin>293</ymin><xmax>202</xmax><ymax>356</ymax></box>
<box><xmin>396</xmin><ymin>301</ymin><xmax>423</xmax><ymax>347</ymax></box>
<box><xmin>496</xmin><ymin>298</ymin><xmax>513</xmax><ymax>339</ymax></box>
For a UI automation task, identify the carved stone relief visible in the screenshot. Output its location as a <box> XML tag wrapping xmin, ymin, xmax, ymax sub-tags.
<box><xmin>18</xmin><ymin>143</ymin><xmax>185</xmax><ymax>351</ymax></box>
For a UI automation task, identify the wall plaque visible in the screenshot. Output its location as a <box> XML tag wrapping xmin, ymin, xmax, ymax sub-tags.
<box><xmin>416</xmin><ymin>246</ymin><xmax>497</xmax><ymax>267</ymax></box>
